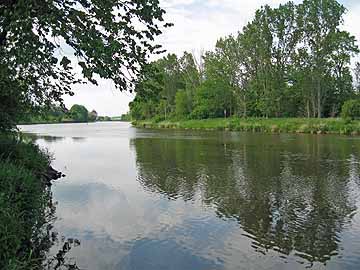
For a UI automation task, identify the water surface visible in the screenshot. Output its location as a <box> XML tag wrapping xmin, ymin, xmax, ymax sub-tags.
<box><xmin>19</xmin><ymin>122</ymin><xmax>360</xmax><ymax>270</ymax></box>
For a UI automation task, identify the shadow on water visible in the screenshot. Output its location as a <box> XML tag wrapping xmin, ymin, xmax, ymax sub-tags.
<box><xmin>15</xmin><ymin>184</ymin><xmax>82</xmax><ymax>270</ymax></box>
<box><xmin>131</xmin><ymin>133</ymin><xmax>360</xmax><ymax>266</ymax></box>
<box><xmin>23</xmin><ymin>132</ymin><xmax>66</xmax><ymax>143</ymax></box>
<box><xmin>22</xmin><ymin>133</ymin><xmax>87</xmax><ymax>144</ymax></box>
<box><xmin>72</xmin><ymin>137</ymin><xmax>87</xmax><ymax>142</ymax></box>
<box><xmin>46</xmin><ymin>237</ymin><xmax>81</xmax><ymax>270</ymax></box>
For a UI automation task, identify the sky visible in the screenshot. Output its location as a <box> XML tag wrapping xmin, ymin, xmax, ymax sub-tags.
<box><xmin>63</xmin><ymin>0</ymin><xmax>360</xmax><ymax>117</ymax></box>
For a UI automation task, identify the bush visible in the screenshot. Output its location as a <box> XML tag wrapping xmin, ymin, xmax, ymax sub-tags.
<box><xmin>341</xmin><ymin>99</ymin><xmax>360</xmax><ymax>120</ymax></box>
<box><xmin>191</xmin><ymin>80</ymin><xmax>234</xmax><ymax>119</ymax></box>
<box><xmin>0</xmin><ymin>162</ymin><xmax>50</xmax><ymax>270</ymax></box>
<box><xmin>0</xmin><ymin>136</ymin><xmax>53</xmax><ymax>270</ymax></box>
<box><xmin>175</xmin><ymin>91</ymin><xmax>190</xmax><ymax>118</ymax></box>
<box><xmin>0</xmin><ymin>135</ymin><xmax>50</xmax><ymax>173</ymax></box>
<box><xmin>153</xmin><ymin>114</ymin><xmax>165</xmax><ymax>123</ymax></box>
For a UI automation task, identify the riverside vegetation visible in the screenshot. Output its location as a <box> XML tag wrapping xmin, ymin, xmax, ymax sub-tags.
<box><xmin>0</xmin><ymin>134</ymin><xmax>59</xmax><ymax>269</ymax></box>
<box><xmin>0</xmin><ymin>0</ymin><xmax>169</xmax><ymax>269</ymax></box>
<box><xmin>130</xmin><ymin>0</ymin><xmax>360</xmax><ymax>133</ymax></box>
<box><xmin>132</xmin><ymin>117</ymin><xmax>360</xmax><ymax>135</ymax></box>
<box><xmin>20</xmin><ymin>104</ymin><xmax>131</xmax><ymax>124</ymax></box>
<box><xmin>20</xmin><ymin>104</ymin><xmax>98</xmax><ymax>124</ymax></box>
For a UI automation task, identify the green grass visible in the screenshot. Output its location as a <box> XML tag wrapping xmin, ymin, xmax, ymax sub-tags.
<box><xmin>132</xmin><ymin>117</ymin><xmax>360</xmax><ymax>135</ymax></box>
<box><xmin>0</xmin><ymin>134</ymin><xmax>54</xmax><ymax>270</ymax></box>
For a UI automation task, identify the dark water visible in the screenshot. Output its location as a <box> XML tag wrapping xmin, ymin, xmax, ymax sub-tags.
<box><xmin>19</xmin><ymin>122</ymin><xmax>360</xmax><ymax>270</ymax></box>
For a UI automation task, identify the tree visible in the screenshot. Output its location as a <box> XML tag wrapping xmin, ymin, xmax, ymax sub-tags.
<box><xmin>341</xmin><ymin>99</ymin><xmax>360</xmax><ymax>119</ymax></box>
<box><xmin>178</xmin><ymin>52</ymin><xmax>201</xmax><ymax>112</ymax></box>
<box><xmin>69</xmin><ymin>104</ymin><xmax>88</xmax><ymax>122</ymax></box>
<box><xmin>297</xmin><ymin>0</ymin><xmax>358</xmax><ymax>118</ymax></box>
<box><xmin>88</xmin><ymin>110</ymin><xmax>98</xmax><ymax>122</ymax></box>
<box><xmin>0</xmin><ymin>0</ymin><xmax>170</xmax><ymax>130</ymax></box>
<box><xmin>129</xmin><ymin>0</ymin><xmax>358</xmax><ymax>121</ymax></box>
<box><xmin>191</xmin><ymin>80</ymin><xmax>234</xmax><ymax>119</ymax></box>
<box><xmin>203</xmin><ymin>41</ymin><xmax>241</xmax><ymax>116</ymax></box>
<box><xmin>175</xmin><ymin>91</ymin><xmax>189</xmax><ymax>118</ymax></box>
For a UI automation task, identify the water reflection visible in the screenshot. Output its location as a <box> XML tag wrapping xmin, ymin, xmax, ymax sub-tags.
<box><xmin>19</xmin><ymin>123</ymin><xmax>360</xmax><ymax>269</ymax></box>
<box><xmin>72</xmin><ymin>137</ymin><xmax>86</xmax><ymax>142</ymax></box>
<box><xmin>131</xmin><ymin>134</ymin><xmax>360</xmax><ymax>265</ymax></box>
<box><xmin>52</xmin><ymin>182</ymin><xmax>226</xmax><ymax>270</ymax></box>
<box><xmin>122</xmin><ymin>238</ymin><xmax>220</xmax><ymax>270</ymax></box>
<box><xmin>24</xmin><ymin>132</ymin><xmax>66</xmax><ymax>143</ymax></box>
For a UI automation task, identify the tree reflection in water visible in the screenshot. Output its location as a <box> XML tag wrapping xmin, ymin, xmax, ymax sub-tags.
<box><xmin>131</xmin><ymin>133</ymin><xmax>360</xmax><ymax>265</ymax></box>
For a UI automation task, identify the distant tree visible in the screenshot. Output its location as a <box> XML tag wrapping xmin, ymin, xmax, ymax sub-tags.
<box><xmin>120</xmin><ymin>113</ymin><xmax>131</xmax><ymax>121</ymax></box>
<box><xmin>0</xmin><ymin>0</ymin><xmax>170</xmax><ymax>130</ymax></box>
<box><xmin>88</xmin><ymin>110</ymin><xmax>98</xmax><ymax>122</ymax></box>
<box><xmin>69</xmin><ymin>104</ymin><xmax>88</xmax><ymax>122</ymax></box>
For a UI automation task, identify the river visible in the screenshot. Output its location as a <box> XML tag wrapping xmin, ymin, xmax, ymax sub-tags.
<box><xmin>19</xmin><ymin>122</ymin><xmax>360</xmax><ymax>270</ymax></box>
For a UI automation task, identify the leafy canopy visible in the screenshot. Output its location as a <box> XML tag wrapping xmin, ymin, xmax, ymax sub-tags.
<box><xmin>130</xmin><ymin>0</ymin><xmax>359</xmax><ymax>121</ymax></box>
<box><xmin>0</xmin><ymin>0</ymin><xmax>171</xmax><ymax>130</ymax></box>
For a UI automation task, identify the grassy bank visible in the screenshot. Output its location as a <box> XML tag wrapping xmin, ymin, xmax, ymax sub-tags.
<box><xmin>18</xmin><ymin>118</ymin><xmax>126</xmax><ymax>125</ymax></box>
<box><xmin>0</xmin><ymin>134</ymin><xmax>57</xmax><ymax>269</ymax></box>
<box><xmin>132</xmin><ymin>117</ymin><xmax>360</xmax><ymax>135</ymax></box>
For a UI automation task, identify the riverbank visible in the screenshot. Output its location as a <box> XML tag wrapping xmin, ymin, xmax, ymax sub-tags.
<box><xmin>0</xmin><ymin>134</ymin><xmax>62</xmax><ymax>269</ymax></box>
<box><xmin>132</xmin><ymin>117</ymin><xmax>360</xmax><ymax>135</ymax></box>
<box><xmin>18</xmin><ymin>119</ymin><xmax>127</xmax><ymax>125</ymax></box>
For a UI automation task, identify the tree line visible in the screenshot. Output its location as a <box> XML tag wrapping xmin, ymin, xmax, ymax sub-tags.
<box><xmin>20</xmin><ymin>104</ymin><xmax>130</xmax><ymax>123</ymax></box>
<box><xmin>130</xmin><ymin>0</ymin><xmax>360</xmax><ymax>121</ymax></box>
<box><xmin>20</xmin><ymin>104</ymin><xmax>99</xmax><ymax>123</ymax></box>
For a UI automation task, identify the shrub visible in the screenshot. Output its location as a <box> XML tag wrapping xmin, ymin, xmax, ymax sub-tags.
<box><xmin>175</xmin><ymin>91</ymin><xmax>190</xmax><ymax>118</ymax></box>
<box><xmin>153</xmin><ymin>114</ymin><xmax>165</xmax><ymax>123</ymax></box>
<box><xmin>341</xmin><ymin>99</ymin><xmax>360</xmax><ymax>120</ymax></box>
<box><xmin>0</xmin><ymin>162</ymin><xmax>51</xmax><ymax>270</ymax></box>
<box><xmin>0</xmin><ymin>136</ymin><xmax>53</xmax><ymax>270</ymax></box>
<box><xmin>0</xmin><ymin>135</ymin><xmax>50</xmax><ymax>173</ymax></box>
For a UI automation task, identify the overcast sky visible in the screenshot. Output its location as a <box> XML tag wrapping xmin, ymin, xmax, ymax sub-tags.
<box><xmin>63</xmin><ymin>0</ymin><xmax>360</xmax><ymax>116</ymax></box>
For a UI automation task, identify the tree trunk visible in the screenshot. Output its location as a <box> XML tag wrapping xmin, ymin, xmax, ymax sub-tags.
<box><xmin>317</xmin><ymin>79</ymin><xmax>321</xmax><ymax>118</ymax></box>
<box><xmin>306</xmin><ymin>99</ymin><xmax>310</xmax><ymax>118</ymax></box>
<box><xmin>243</xmin><ymin>95</ymin><xmax>247</xmax><ymax>118</ymax></box>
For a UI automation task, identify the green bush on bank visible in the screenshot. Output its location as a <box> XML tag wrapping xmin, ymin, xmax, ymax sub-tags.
<box><xmin>0</xmin><ymin>135</ymin><xmax>53</xmax><ymax>270</ymax></box>
<box><xmin>0</xmin><ymin>135</ymin><xmax>50</xmax><ymax>172</ymax></box>
<box><xmin>341</xmin><ymin>99</ymin><xmax>360</xmax><ymax>120</ymax></box>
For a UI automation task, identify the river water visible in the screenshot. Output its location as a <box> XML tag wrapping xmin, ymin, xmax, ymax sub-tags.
<box><xmin>19</xmin><ymin>122</ymin><xmax>360</xmax><ymax>270</ymax></box>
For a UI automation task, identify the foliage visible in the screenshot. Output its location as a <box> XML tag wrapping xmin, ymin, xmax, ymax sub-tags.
<box><xmin>120</xmin><ymin>113</ymin><xmax>131</xmax><ymax>121</ymax></box>
<box><xmin>0</xmin><ymin>0</ymin><xmax>170</xmax><ymax>131</ymax></box>
<box><xmin>69</xmin><ymin>104</ymin><xmax>88</xmax><ymax>122</ymax></box>
<box><xmin>97</xmin><ymin>116</ymin><xmax>112</xmax><ymax>121</ymax></box>
<box><xmin>191</xmin><ymin>80</ymin><xmax>234</xmax><ymax>119</ymax></box>
<box><xmin>175</xmin><ymin>91</ymin><xmax>190</xmax><ymax>118</ymax></box>
<box><xmin>0</xmin><ymin>135</ymin><xmax>52</xmax><ymax>270</ymax></box>
<box><xmin>341</xmin><ymin>99</ymin><xmax>360</xmax><ymax>120</ymax></box>
<box><xmin>133</xmin><ymin>117</ymin><xmax>360</xmax><ymax>135</ymax></box>
<box><xmin>130</xmin><ymin>52</ymin><xmax>201</xmax><ymax>120</ymax></box>
<box><xmin>88</xmin><ymin>110</ymin><xmax>98</xmax><ymax>122</ymax></box>
<box><xmin>19</xmin><ymin>104</ymin><xmax>100</xmax><ymax>124</ymax></box>
<box><xmin>130</xmin><ymin>0</ymin><xmax>359</xmax><ymax>121</ymax></box>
